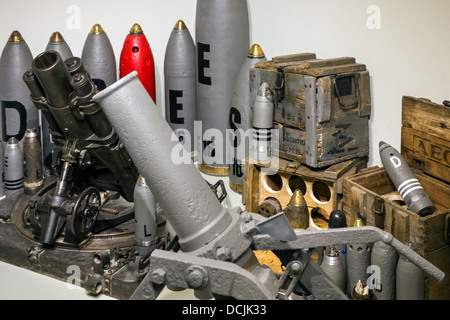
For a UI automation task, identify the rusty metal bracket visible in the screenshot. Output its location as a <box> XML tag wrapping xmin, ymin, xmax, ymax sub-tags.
<box><xmin>273</xmin><ymin>71</ymin><xmax>285</xmax><ymax>102</ymax></box>
<box><xmin>372</xmin><ymin>196</ymin><xmax>385</xmax><ymax>229</ymax></box>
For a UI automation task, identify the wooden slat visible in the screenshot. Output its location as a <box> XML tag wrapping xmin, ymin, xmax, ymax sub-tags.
<box><xmin>401</xmin><ymin>96</ymin><xmax>450</xmax><ymax>182</ymax></box>
<box><xmin>401</xmin><ymin>126</ymin><xmax>450</xmax><ymax>184</ymax></box>
<box><xmin>285</xmin><ymin>63</ymin><xmax>367</xmax><ymax>77</ymax></box>
<box><xmin>254</xmin><ymin>53</ymin><xmax>317</xmax><ymax>71</ymax></box>
<box><xmin>357</xmin><ymin>71</ymin><xmax>372</xmax><ymax>117</ymax></box>
<box><xmin>402</xmin><ymin>96</ymin><xmax>450</xmax><ymax>138</ymax></box>
<box><xmin>294</xmin><ymin>57</ymin><xmax>356</xmax><ymax>70</ymax></box>
<box><xmin>392</xmin><ymin>209</ymin><xmax>409</xmax><ymax>245</ymax></box>
<box><xmin>272</xmin><ymin>53</ymin><xmax>317</xmax><ymax>63</ymax></box>
<box><xmin>416</xmin><ymin>170</ymin><xmax>450</xmax><ymax>209</ymax></box>
<box><xmin>424</xmin><ymin>245</ymin><xmax>450</xmax><ymax>300</ymax></box>
<box><xmin>242</xmin><ymin>157</ymin><xmax>261</xmax><ymax>212</ymax></box>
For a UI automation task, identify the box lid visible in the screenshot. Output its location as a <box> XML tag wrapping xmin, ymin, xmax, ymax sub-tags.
<box><xmin>254</xmin><ymin>53</ymin><xmax>366</xmax><ymax>77</ymax></box>
<box><xmin>401</xmin><ymin>96</ymin><xmax>450</xmax><ymax>184</ymax></box>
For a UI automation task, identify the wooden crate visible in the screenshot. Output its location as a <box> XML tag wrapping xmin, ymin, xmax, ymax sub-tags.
<box><xmin>243</xmin><ymin>156</ymin><xmax>367</xmax><ymax>229</ymax></box>
<box><xmin>250</xmin><ymin>53</ymin><xmax>371</xmax><ymax>168</ymax></box>
<box><xmin>342</xmin><ymin>96</ymin><xmax>450</xmax><ymax>299</ymax></box>
<box><xmin>343</xmin><ymin>167</ymin><xmax>450</xmax><ymax>300</ymax></box>
<box><xmin>401</xmin><ymin>96</ymin><xmax>450</xmax><ymax>184</ymax></box>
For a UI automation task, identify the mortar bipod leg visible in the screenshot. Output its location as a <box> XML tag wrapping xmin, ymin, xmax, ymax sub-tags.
<box><xmin>129</xmin><ymin>249</ymin><xmax>277</xmax><ymax>300</ymax></box>
<box><xmin>252</xmin><ymin>226</ymin><xmax>445</xmax><ymax>283</ymax></box>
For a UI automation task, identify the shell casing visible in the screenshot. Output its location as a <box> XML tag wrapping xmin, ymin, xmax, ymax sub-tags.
<box><xmin>228</xmin><ymin>44</ymin><xmax>267</xmax><ymax>191</ymax></box>
<box><xmin>133</xmin><ymin>175</ymin><xmax>158</xmax><ymax>251</ymax></box>
<box><xmin>0</xmin><ymin>142</ymin><xmax>5</xmax><ymax>199</ymax></box>
<box><xmin>45</xmin><ymin>32</ymin><xmax>73</xmax><ymax>62</ymax></box>
<box><xmin>164</xmin><ymin>20</ymin><xmax>196</xmax><ymax>154</ymax></box>
<box><xmin>82</xmin><ymin>24</ymin><xmax>117</xmax><ymax>91</ymax></box>
<box><xmin>4</xmin><ymin>137</ymin><xmax>23</xmax><ymax>195</ymax></box>
<box><xmin>328</xmin><ymin>209</ymin><xmax>348</xmax><ymax>270</ymax></box>
<box><xmin>283</xmin><ymin>189</ymin><xmax>309</xmax><ymax>229</ymax></box>
<box><xmin>255</xmin><ymin>197</ymin><xmax>282</xmax><ymax>218</ymax></box>
<box><xmin>23</xmin><ymin>128</ymin><xmax>43</xmax><ymax>195</ymax></box>
<box><xmin>196</xmin><ymin>0</ymin><xmax>250</xmax><ymax>174</ymax></box>
<box><xmin>371</xmin><ymin>240</ymin><xmax>398</xmax><ymax>300</ymax></box>
<box><xmin>119</xmin><ymin>23</ymin><xmax>155</xmax><ymax>102</ymax></box>
<box><xmin>0</xmin><ymin>31</ymin><xmax>38</xmax><ymax>148</ymax></box>
<box><xmin>396</xmin><ymin>243</ymin><xmax>424</xmax><ymax>300</ymax></box>
<box><xmin>320</xmin><ymin>246</ymin><xmax>346</xmax><ymax>292</ymax></box>
<box><xmin>250</xmin><ymin>82</ymin><xmax>274</xmax><ymax>162</ymax></box>
<box><xmin>379</xmin><ymin>141</ymin><xmax>435</xmax><ymax>216</ymax></box>
<box><xmin>346</xmin><ymin>217</ymin><xmax>371</xmax><ymax>296</ymax></box>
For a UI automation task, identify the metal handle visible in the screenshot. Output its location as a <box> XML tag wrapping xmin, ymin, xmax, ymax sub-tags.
<box><xmin>334</xmin><ymin>74</ymin><xmax>359</xmax><ymax>110</ymax></box>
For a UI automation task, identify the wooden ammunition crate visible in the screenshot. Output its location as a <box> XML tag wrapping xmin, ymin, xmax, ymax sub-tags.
<box><xmin>342</xmin><ymin>166</ymin><xmax>450</xmax><ymax>300</ymax></box>
<box><xmin>342</xmin><ymin>95</ymin><xmax>450</xmax><ymax>299</ymax></box>
<box><xmin>243</xmin><ymin>156</ymin><xmax>367</xmax><ymax>229</ymax></box>
<box><xmin>250</xmin><ymin>53</ymin><xmax>371</xmax><ymax>168</ymax></box>
<box><xmin>401</xmin><ymin>96</ymin><xmax>450</xmax><ymax>184</ymax></box>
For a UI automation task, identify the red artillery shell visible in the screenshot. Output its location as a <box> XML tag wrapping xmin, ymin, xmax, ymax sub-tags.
<box><xmin>119</xmin><ymin>23</ymin><xmax>156</xmax><ymax>103</ymax></box>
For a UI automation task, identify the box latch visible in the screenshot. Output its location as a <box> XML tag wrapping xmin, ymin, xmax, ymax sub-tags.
<box><xmin>334</xmin><ymin>73</ymin><xmax>359</xmax><ymax>111</ymax></box>
<box><xmin>372</xmin><ymin>196</ymin><xmax>385</xmax><ymax>229</ymax></box>
<box><xmin>273</xmin><ymin>69</ymin><xmax>285</xmax><ymax>102</ymax></box>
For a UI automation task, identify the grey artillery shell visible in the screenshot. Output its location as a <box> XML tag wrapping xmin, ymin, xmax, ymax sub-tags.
<box><xmin>396</xmin><ymin>247</ymin><xmax>424</xmax><ymax>300</ymax></box>
<box><xmin>228</xmin><ymin>44</ymin><xmax>267</xmax><ymax>192</ymax></box>
<box><xmin>23</xmin><ymin>128</ymin><xmax>43</xmax><ymax>195</ymax></box>
<box><xmin>164</xmin><ymin>20</ymin><xmax>196</xmax><ymax>154</ymax></box>
<box><xmin>0</xmin><ymin>31</ymin><xmax>38</xmax><ymax>148</ymax></box>
<box><xmin>250</xmin><ymin>82</ymin><xmax>274</xmax><ymax>162</ymax></box>
<box><xmin>379</xmin><ymin>141</ymin><xmax>435</xmax><ymax>216</ymax></box>
<box><xmin>346</xmin><ymin>219</ymin><xmax>371</xmax><ymax>296</ymax></box>
<box><xmin>4</xmin><ymin>137</ymin><xmax>23</xmax><ymax>196</ymax></box>
<box><xmin>347</xmin><ymin>242</ymin><xmax>371</xmax><ymax>295</ymax></box>
<box><xmin>371</xmin><ymin>240</ymin><xmax>398</xmax><ymax>300</ymax></box>
<box><xmin>45</xmin><ymin>32</ymin><xmax>73</xmax><ymax>61</ymax></box>
<box><xmin>196</xmin><ymin>0</ymin><xmax>250</xmax><ymax>175</ymax></box>
<box><xmin>93</xmin><ymin>71</ymin><xmax>231</xmax><ymax>252</ymax></box>
<box><xmin>81</xmin><ymin>24</ymin><xmax>117</xmax><ymax>91</ymax></box>
<box><xmin>43</xmin><ymin>32</ymin><xmax>74</xmax><ymax>168</ymax></box>
<box><xmin>321</xmin><ymin>246</ymin><xmax>346</xmax><ymax>293</ymax></box>
<box><xmin>0</xmin><ymin>142</ymin><xmax>4</xmax><ymax>199</ymax></box>
<box><xmin>134</xmin><ymin>175</ymin><xmax>158</xmax><ymax>252</ymax></box>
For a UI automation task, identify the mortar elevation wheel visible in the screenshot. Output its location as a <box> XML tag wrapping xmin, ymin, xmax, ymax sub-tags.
<box><xmin>66</xmin><ymin>187</ymin><xmax>101</xmax><ymax>241</ymax></box>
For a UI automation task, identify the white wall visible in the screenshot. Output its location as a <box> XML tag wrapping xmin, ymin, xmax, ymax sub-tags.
<box><xmin>1</xmin><ymin>0</ymin><xmax>449</xmax><ymax>167</ymax></box>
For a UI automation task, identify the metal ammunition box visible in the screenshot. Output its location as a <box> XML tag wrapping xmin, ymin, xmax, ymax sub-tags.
<box><xmin>243</xmin><ymin>156</ymin><xmax>367</xmax><ymax>229</ymax></box>
<box><xmin>250</xmin><ymin>54</ymin><xmax>371</xmax><ymax>168</ymax></box>
<box><xmin>343</xmin><ymin>96</ymin><xmax>450</xmax><ymax>299</ymax></box>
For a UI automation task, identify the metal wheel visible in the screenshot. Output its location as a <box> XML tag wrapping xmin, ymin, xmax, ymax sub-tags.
<box><xmin>66</xmin><ymin>187</ymin><xmax>101</xmax><ymax>242</ymax></box>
